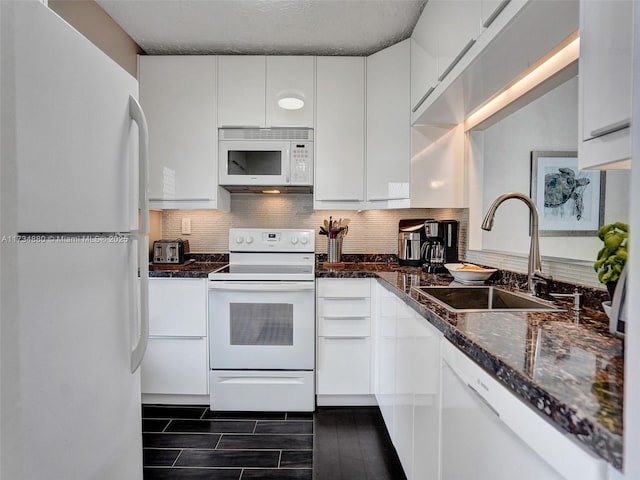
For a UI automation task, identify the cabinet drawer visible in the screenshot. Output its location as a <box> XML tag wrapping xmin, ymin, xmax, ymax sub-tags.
<box><xmin>149</xmin><ymin>278</ymin><xmax>207</xmax><ymax>336</ymax></box>
<box><xmin>140</xmin><ymin>337</ymin><xmax>208</xmax><ymax>395</ymax></box>
<box><xmin>318</xmin><ymin>316</ymin><xmax>371</xmax><ymax>337</ymax></box>
<box><xmin>317</xmin><ymin>278</ymin><xmax>371</xmax><ymax>298</ymax></box>
<box><xmin>318</xmin><ymin>296</ymin><xmax>370</xmax><ymax>318</ymax></box>
<box><xmin>317</xmin><ymin>337</ymin><xmax>371</xmax><ymax>395</ymax></box>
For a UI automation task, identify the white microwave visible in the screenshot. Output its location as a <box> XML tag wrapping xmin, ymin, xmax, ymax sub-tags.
<box><xmin>218</xmin><ymin>128</ymin><xmax>313</xmax><ymax>192</ymax></box>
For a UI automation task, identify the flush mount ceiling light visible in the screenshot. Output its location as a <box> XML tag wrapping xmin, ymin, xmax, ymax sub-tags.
<box><xmin>278</xmin><ymin>95</ymin><xmax>305</xmax><ymax>110</ymax></box>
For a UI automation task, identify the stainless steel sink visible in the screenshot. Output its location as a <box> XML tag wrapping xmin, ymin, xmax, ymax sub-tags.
<box><xmin>411</xmin><ymin>286</ymin><xmax>564</xmax><ymax>313</ymax></box>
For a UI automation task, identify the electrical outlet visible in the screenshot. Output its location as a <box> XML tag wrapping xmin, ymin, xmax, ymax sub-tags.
<box><xmin>181</xmin><ymin>218</ymin><xmax>191</xmax><ymax>235</ymax></box>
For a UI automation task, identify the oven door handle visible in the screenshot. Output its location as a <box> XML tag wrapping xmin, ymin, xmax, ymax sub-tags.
<box><xmin>209</xmin><ymin>281</ymin><xmax>315</xmax><ymax>292</ymax></box>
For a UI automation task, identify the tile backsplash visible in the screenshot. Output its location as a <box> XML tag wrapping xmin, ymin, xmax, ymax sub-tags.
<box><xmin>161</xmin><ymin>194</ymin><xmax>468</xmax><ymax>255</ymax></box>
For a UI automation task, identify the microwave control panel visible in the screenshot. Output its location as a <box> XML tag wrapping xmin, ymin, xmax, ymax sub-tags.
<box><xmin>290</xmin><ymin>142</ymin><xmax>313</xmax><ymax>185</ymax></box>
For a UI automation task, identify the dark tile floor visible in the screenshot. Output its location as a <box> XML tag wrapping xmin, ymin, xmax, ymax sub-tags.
<box><xmin>142</xmin><ymin>405</ymin><xmax>313</xmax><ymax>479</ymax></box>
<box><xmin>314</xmin><ymin>407</ymin><xmax>407</xmax><ymax>480</ymax></box>
<box><xmin>142</xmin><ymin>405</ymin><xmax>405</xmax><ymax>480</ymax></box>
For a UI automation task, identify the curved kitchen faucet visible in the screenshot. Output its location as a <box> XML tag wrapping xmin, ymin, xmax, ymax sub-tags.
<box><xmin>481</xmin><ymin>192</ymin><xmax>551</xmax><ymax>296</ymax></box>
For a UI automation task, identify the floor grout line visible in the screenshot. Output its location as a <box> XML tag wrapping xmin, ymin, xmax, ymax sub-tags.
<box><xmin>170</xmin><ymin>449</ymin><xmax>183</xmax><ymax>468</ymax></box>
<box><xmin>143</xmin><ymin>412</ymin><xmax>315</xmax><ymax>477</ymax></box>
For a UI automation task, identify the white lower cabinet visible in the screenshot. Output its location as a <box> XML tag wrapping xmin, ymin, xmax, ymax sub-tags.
<box><xmin>393</xmin><ymin>301</ymin><xmax>416</xmax><ymax>480</ymax></box>
<box><xmin>375</xmin><ymin>283</ymin><xmax>397</xmax><ymax>430</ymax></box>
<box><xmin>373</xmin><ymin>281</ymin><xmax>443</xmax><ymax>480</ymax></box>
<box><xmin>141</xmin><ymin>278</ymin><xmax>209</xmax><ymax>400</ymax></box>
<box><xmin>316</xmin><ymin>278</ymin><xmax>374</xmax><ymax>405</ymax></box>
<box><xmin>440</xmin><ymin>339</ymin><xmax>608</xmax><ymax>480</ymax></box>
<box><xmin>317</xmin><ymin>337</ymin><xmax>371</xmax><ymax>394</ymax></box>
<box><xmin>322</xmin><ymin>280</ymin><xmax>611</xmax><ymax>480</ymax></box>
<box><xmin>412</xmin><ymin>310</ymin><xmax>441</xmax><ymax>480</ymax></box>
<box><xmin>141</xmin><ymin>337</ymin><xmax>208</xmax><ymax>395</ymax></box>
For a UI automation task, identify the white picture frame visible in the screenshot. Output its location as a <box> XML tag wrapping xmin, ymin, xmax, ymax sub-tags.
<box><xmin>530</xmin><ymin>151</ymin><xmax>605</xmax><ymax>236</ymax></box>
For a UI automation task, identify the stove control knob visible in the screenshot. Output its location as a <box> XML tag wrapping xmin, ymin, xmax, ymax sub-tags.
<box><xmin>246</xmin><ymin>236</ymin><xmax>254</xmax><ymax>244</ymax></box>
<box><xmin>235</xmin><ymin>236</ymin><xmax>244</xmax><ymax>244</ymax></box>
<box><xmin>300</xmin><ymin>235</ymin><xmax>309</xmax><ymax>245</ymax></box>
<box><xmin>291</xmin><ymin>236</ymin><xmax>299</xmax><ymax>244</ymax></box>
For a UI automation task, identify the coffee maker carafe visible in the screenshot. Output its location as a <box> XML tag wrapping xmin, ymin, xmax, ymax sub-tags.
<box><xmin>422</xmin><ymin>220</ymin><xmax>459</xmax><ymax>273</ymax></box>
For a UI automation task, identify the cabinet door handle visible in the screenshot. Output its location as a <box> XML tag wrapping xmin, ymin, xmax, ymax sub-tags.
<box><xmin>150</xmin><ymin>198</ymin><xmax>213</xmax><ymax>202</ymax></box>
<box><xmin>483</xmin><ymin>0</ymin><xmax>511</xmax><ymax>28</ymax></box>
<box><xmin>149</xmin><ymin>335</ymin><xmax>205</xmax><ymax>340</ymax></box>
<box><xmin>438</xmin><ymin>39</ymin><xmax>476</xmax><ymax>82</ymax></box>
<box><xmin>412</xmin><ymin>86</ymin><xmax>436</xmax><ymax>113</ymax></box>
<box><xmin>316</xmin><ymin>197</ymin><xmax>363</xmax><ymax>202</ymax></box>
<box><xmin>467</xmin><ymin>383</ymin><xmax>500</xmax><ymax>418</ymax></box>
<box><xmin>322</xmin><ymin>336</ymin><xmax>368</xmax><ymax>340</ymax></box>
<box><xmin>321</xmin><ymin>296</ymin><xmax>369</xmax><ymax>301</ymax></box>
<box><xmin>367</xmin><ymin>196</ymin><xmax>409</xmax><ymax>201</ymax></box>
<box><xmin>589</xmin><ymin>118</ymin><xmax>631</xmax><ymax>139</ymax></box>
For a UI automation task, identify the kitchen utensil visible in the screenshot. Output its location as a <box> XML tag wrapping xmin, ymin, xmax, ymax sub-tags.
<box><xmin>327</xmin><ymin>236</ymin><xmax>343</xmax><ymax>263</ymax></box>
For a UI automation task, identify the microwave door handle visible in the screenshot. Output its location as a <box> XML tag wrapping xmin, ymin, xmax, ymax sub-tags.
<box><xmin>285</xmin><ymin>143</ymin><xmax>291</xmax><ymax>183</ymax></box>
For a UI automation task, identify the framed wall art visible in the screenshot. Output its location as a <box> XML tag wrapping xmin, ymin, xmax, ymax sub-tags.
<box><xmin>530</xmin><ymin>151</ymin><xmax>605</xmax><ymax>236</ymax></box>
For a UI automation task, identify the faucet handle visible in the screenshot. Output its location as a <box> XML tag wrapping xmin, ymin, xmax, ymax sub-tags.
<box><xmin>530</xmin><ymin>270</ymin><xmax>552</xmax><ymax>296</ymax></box>
<box><xmin>550</xmin><ymin>289</ymin><xmax>581</xmax><ymax>311</ymax></box>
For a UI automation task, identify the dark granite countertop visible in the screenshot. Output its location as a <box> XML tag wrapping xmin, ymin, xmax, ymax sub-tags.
<box><xmin>316</xmin><ymin>262</ymin><xmax>624</xmax><ymax>470</ymax></box>
<box><xmin>147</xmin><ymin>257</ymin><xmax>623</xmax><ymax>468</ymax></box>
<box><xmin>149</xmin><ymin>261</ymin><xmax>226</xmax><ymax>278</ymax></box>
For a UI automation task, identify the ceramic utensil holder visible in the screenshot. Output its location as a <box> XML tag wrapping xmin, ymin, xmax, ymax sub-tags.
<box><xmin>327</xmin><ymin>237</ymin><xmax>343</xmax><ymax>263</ymax></box>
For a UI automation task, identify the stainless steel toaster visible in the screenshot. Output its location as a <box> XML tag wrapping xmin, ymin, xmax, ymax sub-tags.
<box><xmin>152</xmin><ymin>239</ymin><xmax>190</xmax><ymax>264</ymax></box>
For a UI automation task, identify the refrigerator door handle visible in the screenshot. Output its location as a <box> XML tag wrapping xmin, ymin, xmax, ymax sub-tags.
<box><xmin>129</xmin><ymin>95</ymin><xmax>150</xmax><ymax>235</ymax></box>
<box><xmin>130</xmin><ymin>233</ymin><xmax>149</xmax><ymax>373</ymax></box>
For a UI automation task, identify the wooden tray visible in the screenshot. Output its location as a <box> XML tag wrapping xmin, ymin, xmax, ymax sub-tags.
<box><xmin>322</xmin><ymin>261</ymin><xmax>345</xmax><ymax>269</ymax></box>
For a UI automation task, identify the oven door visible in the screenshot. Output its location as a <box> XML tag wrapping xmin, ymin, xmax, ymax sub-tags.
<box><xmin>209</xmin><ymin>281</ymin><xmax>315</xmax><ymax>369</ymax></box>
<box><xmin>218</xmin><ymin>140</ymin><xmax>290</xmax><ymax>186</ymax></box>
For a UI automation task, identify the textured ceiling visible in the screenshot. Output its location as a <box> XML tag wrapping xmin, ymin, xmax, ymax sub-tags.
<box><xmin>96</xmin><ymin>0</ymin><xmax>427</xmax><ymax>56</ymax></box>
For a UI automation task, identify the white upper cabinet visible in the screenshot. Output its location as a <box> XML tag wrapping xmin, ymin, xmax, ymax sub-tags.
<box><xmin>411</xmin><ymin>0</ymin><xmax>483</xmax><ymax>113</ymax></box>
<box><xmin>139</xmin><ymin>55</ymin><xmax>230</xmax><ymax>210</ymax></box>
<box><xmin>411</xmin><ymin>3</ymin><xmax>439</xmax><ymax>112</ymax></box>
<box><xmin>411</xmin><ymin>124</ymin><xmax>465</xmax><ymax>208</ymax></box>
<box><xmin>315</xmin><ymin>57</ymin><xmax>366</xmax><ymax>207</ymax></box>
<box><xmin>218</xmin><ymin>56</ymin><xmax>315</xmax><ymax>128</ymax></box>
<box><xmin>217</xmin><ymin>56</ymin><xmax>266</xmax><ymax>127</ymax></box>
<box><xmin>433</xmin><ymin>0</ymin><xmax>482</xmax><ymax>82</ymax></box>
<box><xmin>366</xmin><ymin>39</ymin><xmax>411</xmax><ymax>206</ymax></box>
<box><xmin>265</xmin><ymin>56</ymin><xmax>315</xmax><ymax>128</ymax></box>
<box><xmin>579</xmin><ymin>0</ymin><xmax>633</xmax><ymax>169</ymax></box>
<box><xmin>412</xmin><ymin>0</ymin><xmax>578</xmax><ymax>126</ymax></box>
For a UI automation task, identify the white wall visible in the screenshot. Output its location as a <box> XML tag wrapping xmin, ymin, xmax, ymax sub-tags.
<box><xmin>470</xmin><ymin>77</ymin><xmax>630</xmax><ymax>262</ymax></box>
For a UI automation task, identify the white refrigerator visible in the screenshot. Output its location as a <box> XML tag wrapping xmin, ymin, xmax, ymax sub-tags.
<box><xmin>1</xmin><ymin>2</ymin><xmax>149</xmax><ymax>479</ymax></box>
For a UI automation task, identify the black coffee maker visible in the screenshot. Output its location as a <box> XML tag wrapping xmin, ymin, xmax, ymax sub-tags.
<box><xmin>398</xmin><ymin>218</ymin><xmax>431</xmax><ymax>266</ymax></box>
<box><xmin>422</xmin><ymin>220</ymin><xmax>459</xmax><ymax>273</ymax></box>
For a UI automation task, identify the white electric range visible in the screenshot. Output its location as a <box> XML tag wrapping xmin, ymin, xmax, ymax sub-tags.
<box><xmin>208</xmin><ymin>228</ymin><xmax>316</xmax><ymax>412</ymax></box>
